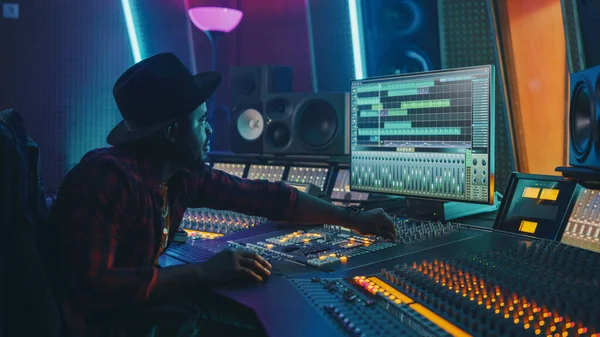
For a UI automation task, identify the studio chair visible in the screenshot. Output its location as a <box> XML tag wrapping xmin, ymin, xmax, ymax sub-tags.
<box><xmin>0</xmin><ymin>108</ymin><xmax>61</xmax><ymax>336</ymax></box>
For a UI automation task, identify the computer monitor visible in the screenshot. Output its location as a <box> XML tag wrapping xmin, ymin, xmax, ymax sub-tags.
<box><xmin>350</xmin><ymin>65</ymin><xmax>495</xmax><ymax>205</ymax></box>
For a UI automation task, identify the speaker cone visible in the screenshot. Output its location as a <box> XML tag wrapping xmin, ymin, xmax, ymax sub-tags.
<box><xmin>296</xmin><ymin>99</ymin><xmax>338</xmax><ymax>148</ymax></box>
<box><xmin>265</xmin><ymin>122</ymin><xmax>291</xmax><ymax>149</ymax></box>
<box><xmin>236</xmin><ymin>108</ymin><xmax>264</xmax><ymax>141</ymax></box>
<box><xmin>569</xmin><ymin>80</ymin><xmax>593</xmax><ymax>159</ymax></box>
<box><xmin>377</xmin><ymin>44</ymin><xmax>433</xmax><ymax>76</ymax></box>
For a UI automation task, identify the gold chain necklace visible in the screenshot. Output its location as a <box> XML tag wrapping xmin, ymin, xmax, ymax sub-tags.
<box><xmin>159</xmin><ymin>184</ymin><xmax>170</xmax><ymax>248</ymax></box>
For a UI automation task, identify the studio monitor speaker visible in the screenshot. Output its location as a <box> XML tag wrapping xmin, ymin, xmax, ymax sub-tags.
<box><xmin>360</xmin><ymin>0</ymin><xmax>441</xmax><ymax>76</ymax></box>
<box><xmin>262</xmin><ymin>92</ymin><xmax>349</xmax><ymax>156</ymax></box>
<box><xmin>230</xmin><ymin>65</ymin><xmax>293</xmax><ymax>154</ymax></box>
<box><xmin>230</xmin><ymin>65</ymin><xmax>293</xmax><ymax>106</ymax></box>
<box><xmin>562</xmin><ymin>0</ymin><xmax>600</xmax><ymax>73</ymax></box>
<box><xmin>569</xmin><ymin>64</ymin><xmax>600</xmax><ymax>169</ymax></box>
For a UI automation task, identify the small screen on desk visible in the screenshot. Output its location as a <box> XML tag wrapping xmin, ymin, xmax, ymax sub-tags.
<box><xmin>331</xmin><ymin>169</ymin><xmax>369</xmax><ymax>201</ymax></box>
<box><xmin>494</xmin><ymin>175</ymin><xmax>577</xmax><ymax>240</ymax></box>
<box><xmin>561</xmin><ymin>187</ymin><xmax>600</xmax><ymax>253</ymax></box>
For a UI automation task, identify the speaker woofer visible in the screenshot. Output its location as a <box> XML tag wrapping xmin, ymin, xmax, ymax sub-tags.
<box><xmin>296</xmin><ymin>99</ymin><xmax>338</xmax><ymax>148</ymax></box>
<box><xmin>569</xmin><ymin>79</ymin><xmax>594</xmax><ymax>160</ymax></box>
<box><xmin>236</xmin><ymin>108</ymin><xmax>264</xmax><ymax>141</ymax></box>
<box><xmin>265</xmin><ymin>122</ymin><xmax>291</xmax><ymax>149</ymax></box>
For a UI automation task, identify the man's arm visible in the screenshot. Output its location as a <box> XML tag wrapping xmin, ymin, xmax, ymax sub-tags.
<box><xmin>186</xmin><ymin>165</ymin><xmax>395</xmax><ymax>239</ymax></box>
<box><xmin>289</xmin><ymin>192</ymin><xmax>396</xmax><ymax>240</ymax></box>
<box><xmin>185</xmin><ymin>165</ymin><xmax>298</xmax><ymax>221</ymax></box>
<box><xmin>53</xmin><ymin>158</ymin><xmax>273</xmax><ymax>312</ymax></box>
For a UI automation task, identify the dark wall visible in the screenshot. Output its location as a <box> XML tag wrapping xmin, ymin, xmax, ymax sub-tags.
<box><xmin>0</xmin><ymin>0</ymin><xmax>312</xmax><ymax>188</ymax></box>
<box><xmin>0</xmin><ymin>0</ymin><xmax>196</xmax><ymax>189</ymax></box>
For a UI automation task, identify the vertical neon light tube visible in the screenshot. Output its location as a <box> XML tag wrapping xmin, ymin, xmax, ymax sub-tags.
<box><xmin>121</xmin><ymin>0</ymin><xmax>142</xmax><ymax>63</ymax></box>
<box><xmin>348</xmin><ymin>0</ymin><xmax>365</xmax><ymax>79</ymax></box>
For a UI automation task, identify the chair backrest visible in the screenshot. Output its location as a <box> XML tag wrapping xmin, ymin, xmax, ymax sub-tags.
<box><xmin>0</xmin><ymin>108</ymin><xmax>61</xmax><ymax>337</ymax></box>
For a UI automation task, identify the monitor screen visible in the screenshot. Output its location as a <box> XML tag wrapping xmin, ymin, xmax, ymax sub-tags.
<box><xmin>561</xmin><ymin>187</ymin><xmax>600</xmax><ymax>253</ymax></box>
<box><xmin>493</xmin><ymin>173</ymin><xmax>577</xmax><ymax>240</ymax></box>
<box><xmin>212</xmin><ymin>163</ymin><xmax>246</xmax><ymax>178</ymax></box>
<box><xmin>247</xmin><ymin>165</ymin><xmax>285</xmax><ymax>181</ymax></box>
<box><xmin>287</xmin><ymin>166</ymin><xmax>330</xmax><ymax>191</ymax></box>
<box><xmin>331</xmin><ymin>169</ymin><xmax>369</xmax><ymax>202</ymax></box>
<box><xmin>350</xmin><ymin>65</ymin><xmax>495</xmax><ymax>204</ymax></box>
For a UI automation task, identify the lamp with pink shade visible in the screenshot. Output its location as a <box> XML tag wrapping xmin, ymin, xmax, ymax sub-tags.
<box><xmin>188</xmin><ymin>6</ymin><xmax>243</xmax><ymax>33</ymax></box>
<box><xmin>188</xmin><ymin>6</ymin><xmax>243</xmax><ymax>120</ymax></box>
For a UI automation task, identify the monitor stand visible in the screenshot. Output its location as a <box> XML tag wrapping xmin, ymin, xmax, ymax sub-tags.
<box><xmin>405</xmin><ymin>193</ymin><xmax>500</xmax><ymax>222</ymax></box>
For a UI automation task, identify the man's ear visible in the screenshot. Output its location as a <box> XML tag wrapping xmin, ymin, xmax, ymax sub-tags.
<box><xmin>164</xmin><ymin>123</ymin><xmax>178</xmax><ymax>143</ymax></box>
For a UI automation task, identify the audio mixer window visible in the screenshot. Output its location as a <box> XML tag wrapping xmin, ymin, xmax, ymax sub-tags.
<box><xmin>330</xmin><ymin>169</ymin><xmax>369</xmax><ymax>202</ymax></box>
<box><xmin>287</xmin><ymin>166</ymin><xmax>329</xmax><ymax>191</ymax></box>
<box><xmin>561</xmin><ymin>187</ymin><xmax>600</xmax><ymax>253</ymax></box>
<box><xmin>247</xmin><ymin>165</ymin><xmax>285</xmax><ymax>181</ymax></box>
<box><xmin>212</xmin><ymin>163</ymin><xmax>246</xmax><ymax>178</ymax></box>
<box><xmin>350</xmin><ymin>65</ymin><xmax>495</xmax><ymax>204</ymax></box>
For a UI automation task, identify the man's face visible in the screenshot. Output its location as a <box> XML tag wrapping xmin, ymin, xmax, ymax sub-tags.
<box><xmin>177</xmin><ymin>103</ymin><xmax>212</xmax><ymax>165</ymax></box>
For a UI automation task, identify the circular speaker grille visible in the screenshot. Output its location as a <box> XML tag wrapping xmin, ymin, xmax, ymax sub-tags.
<box><xmin>236</xmin><ymin>108</ymin><xmax>264</xmax><ymax>141</ymax></box>
<box><xmin>265</xmin><ymin>97</ymin><xmax>292</xmax><ymax>119</ymax></box>
<box><xmin>569</xmin><ymin>80</ymin><xmax>593</xmax><ymax>159</ymax></box>
<box><xmin>378</xmin><ymin>1</ymin><xmax>420</xmax><ymax>36</ymax></box>
<box><xmin>265</xmin><ymin>122</ymin><xmax>291</xmax><ymax>149</ymax></box>
<box><xmin>377</xmin><ymin>44</ymin><xmax>432</xmax><ymax>76</ymax></box>
<box><xmin>296</xmin><ymin>99</ymin><xmax>338</xmax><ymax>148</ymax></box>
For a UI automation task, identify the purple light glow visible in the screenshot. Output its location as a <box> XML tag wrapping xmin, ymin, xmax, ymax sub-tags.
<box><xmin>188</xmin><ymin>7</ymin><xmax>243</xmax><ymax>33</ymax></box>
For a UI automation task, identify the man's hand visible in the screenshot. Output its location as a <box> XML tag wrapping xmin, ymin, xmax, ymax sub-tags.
<box><xmin>348</xmin><ymin>208</ymin><xmax>396</xmax><ymax>241</ymax></box>
<box><xmin>198</xmin><ymin>248</ymin><xmax>272</xmax><ymax>285</ymax></box>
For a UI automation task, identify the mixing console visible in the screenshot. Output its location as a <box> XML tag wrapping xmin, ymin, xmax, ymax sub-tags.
<box><xmin>181</xmin><ymin>208</ymin><xmax>267</xmax><ymax>238</ymax></box>
<box><xmin>213</xmin><ymin>162</ymin><xmax>246</xmax><ymax>177</ymax></box>
<box><xmin>290</xmin><ymin>277</ymin><xmax>421</xmax><ymax>337</ymax></box>
<box><xmin>247</xmin><ymin>165</ymin><xmax>285</xmax><ymax>181</ymax></box>
<box><xmin>292</xmin><ymin>240</ymin><xmax>600</xmax><ymax>337</ymax></box>
<box><xmin>235</xmin><ymin>219</ymin><xmax>460</xmax><ymax>268</ymax></box>
<box><xmin>561</xmin><ymin>188</ymin><xmax>600</xmax><ymax>253</ymax></box>
<box><xmin>287</xmin><ymin>166</ymin><xmax>329</xmax><ymax>191</ymax></box>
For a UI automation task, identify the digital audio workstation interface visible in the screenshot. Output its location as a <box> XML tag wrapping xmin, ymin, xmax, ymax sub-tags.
<box><xmin>350</xmin><ymin>65</ymin><xmax>494</xmax><ymax>203</ymax></box>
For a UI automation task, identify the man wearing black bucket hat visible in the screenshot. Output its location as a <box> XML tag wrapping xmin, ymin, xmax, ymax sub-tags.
<box><xmin>47</xmin><ymin>53</ymin><xmax>395</xmax><ymax>336</ymax></box>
